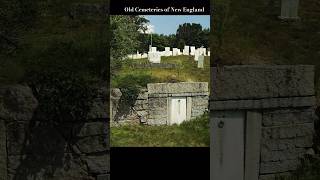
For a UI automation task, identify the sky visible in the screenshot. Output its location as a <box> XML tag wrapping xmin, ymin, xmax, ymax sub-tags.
<box><xmin>143</xmin><ymin>15</ymin><xmax>210</xmax><ymax>35</ymax></box>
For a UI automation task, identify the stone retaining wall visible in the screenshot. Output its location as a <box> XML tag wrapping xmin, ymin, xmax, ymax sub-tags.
<box><xmin>111</xmin><ymin>82</ymin><xmax>209</xmax><ymax>125</ymax></box>
<box><xmin>148</xmin><ymin>82</ymin><xmax>209</xmax><ymax>125</ymax></box>
<box><xmin>210</xmin><ymin>65</ymin><xmax>317</xmax><ymax>180</ymax></box>
<box><xmin>0</xmin><ymin>85</ymin><xmax>110</xmax><ymax>180</ymax></box>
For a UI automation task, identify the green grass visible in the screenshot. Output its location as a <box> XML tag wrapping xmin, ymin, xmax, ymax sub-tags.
<box><xmin>112</xmin><ymin>55</ymin><xmax>210</xmax><ymax>87</ymax></box>
<box><xmin>111</xmin><ymin>113</ymin><xmax>210</xmax><ymax>147</ymax></box>
<box><xmin>214</xmin><ymin>0</ymin><xmax>320</xmax><ymax>100</ymax></box>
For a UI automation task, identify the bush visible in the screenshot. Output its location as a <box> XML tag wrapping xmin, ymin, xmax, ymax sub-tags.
<box><xmin>112</xmin><ymin>73</ymin><xmax>157</xmax><ymax>107</ymax></box>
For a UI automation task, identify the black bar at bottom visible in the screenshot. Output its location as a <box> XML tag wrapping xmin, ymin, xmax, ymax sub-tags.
<box><xmin>111</xmin><ymin>147</ymin><xmax>210</xmax><ymax>180</ymax></box>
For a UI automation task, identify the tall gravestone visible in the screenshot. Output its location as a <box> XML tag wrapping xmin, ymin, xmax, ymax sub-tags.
<box><xmin>194</xmin><ymin>50</ymin><xmax>200</xmax><ymax>61</ymax></box>
<box><xmin>172</xmin><ymin>48</ymin><xmax>179</xmax><ymax>56</ymax></box>
<box><xmin>190</xmin><ymin>46</ymin><xmax>196</xmax><ymax>55</ymax></box>
<box><xmin>183</xmin><ymin>46</ymin><xmax>190</xmax><ymax>55</ymax></box>
<box><xmin>197</xmin><ymin>55</ymin><xmax>204</xmax><ymax>68</ymax></box>
<box><xmin>279</xmin><ymin>0</ymin><xmax>300</xmax><ymax>19</ymax></box>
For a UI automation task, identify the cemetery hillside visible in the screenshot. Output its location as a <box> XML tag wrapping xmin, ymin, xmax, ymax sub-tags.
<box><xmin>110</xmin><ymin>15</ymin><xmax>210</xmax><ymax>147</ymax></box>
<box><xmin>212</xmin><ymin>0</ymin><xmax>320</xmax><ymax>82</ymax></box>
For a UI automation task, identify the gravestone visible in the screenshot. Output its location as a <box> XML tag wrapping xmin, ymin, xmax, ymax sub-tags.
<box><xmin>183</xmin><ymin>46</ymin><xmax>189</xmax><ymax>55</ymax></box>
<box><xmin>194</xmin><ymin>50</ymin><xmax>200</xmax><ymax>61</ymax></box>
<box><xmin>190</xmin><ymin>46</ymin><xmax>196</xmax><ymax>55</ymax></box>
<box><xmin>150</xmin><ymin>47</ymin><xmax>157</xmax><ymax>52</ymax></box>
<box><xmin>148</xmin><ymin>52</ymin><xmax>161</xmax><ymax>63</ymax></box>
<box><xmin>197</xmin><ymin>55</ymin><xmax>204</xmax><ymax>68</ymax></box>
<box><xmin>141</xmin><ymin>53</ymin><xmax>148</xmax><ymax>58</ymax></box>
<box><xmin>199</xmin><ymin>47</ymin><xmax>206</xmax><ymax>56</ymax></box>
<box><xmin>207</xmin><ymin>51</ymin><xmax>210</xmax><ymax>56</ymax></box>
<box><xmin>164</xmin><ymin>47</ymin><xmax>172</xmax><ymax>57</ymax></box>
<box><xmin>172</xmin><ymin>48</ymin><xmax>179</xmax><ymax>56</ymax></box>
<box><xmin>280</xmin><ymin>0</ymin><xmax>300</xmax><ymax>19</ymax></box>
<box><xmin>177</xmin><ymin>49</ymin><xmax>182</xmax><ymax>55</ymax></box>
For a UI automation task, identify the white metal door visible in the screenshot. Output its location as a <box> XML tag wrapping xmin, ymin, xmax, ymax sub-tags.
<box><xmin>170</xmin><ymin>97</ymin><xmax>187</xmax><ymax>125</ymax></box>
<box><xmin>211</xmin><ymin>111</ymin><xmax>245</xmax><ymax>180</ymax></box>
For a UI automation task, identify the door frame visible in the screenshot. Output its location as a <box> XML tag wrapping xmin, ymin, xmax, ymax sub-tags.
<box><xmin>167</xmin><ymin>96</ymin><xmax>192</xmax><ymax>125</ymax></box>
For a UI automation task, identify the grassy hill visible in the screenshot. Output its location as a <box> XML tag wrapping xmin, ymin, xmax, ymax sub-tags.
<box><xmin>213</xmin><ymin>0</ymin><xmax>319</xmax><ymax>65</ymax></box>
<box><xmin>213</xmin><ymin>0</ymin><xmax>320</xmax><ymax>96</ymax></box>
<box><xmin>112</xmin><ymin>55</ymin><xmax>210</xmax><ymax>88</ymax></box>
<box><xmin>111</xmin><ymin>114</ymin><xmax>209</xmax><ymax>147</ymax></box>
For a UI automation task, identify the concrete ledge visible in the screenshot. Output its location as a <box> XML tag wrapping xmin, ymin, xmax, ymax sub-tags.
<box><xmin>210</xmin><ymin>96</ymin><xmax>316</xmax><ymax>110</ymax></box>
<box><xmin>148</xmin><ymin>92</ymin><xmax>209</xmax><ymax>98</ymax></box>
<box><xmin>147</xmin><ymin>82</ymin><xmax>208</xmax><ymax>94</ymax></box>
<box><xmin>211</xmin><ymin>65</ymin><xmax>315</xmax><ymax>100</ymax></box>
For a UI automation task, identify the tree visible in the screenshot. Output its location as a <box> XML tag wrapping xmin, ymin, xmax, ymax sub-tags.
<box><xmin>110</xmin><ymin>15</ymin><xmax>148</xmax><ymax>76</ymax></box>
<box><xmin>176</xmin><ymin>23</ymin><xmax>205</xmax><ymax>48</ymax></box>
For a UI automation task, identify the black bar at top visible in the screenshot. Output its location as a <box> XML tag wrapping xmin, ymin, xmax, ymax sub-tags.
<box><xmin>110</xmin><ymin>0</ymin><xmax>210</xmax><ymax>15</ymax></box>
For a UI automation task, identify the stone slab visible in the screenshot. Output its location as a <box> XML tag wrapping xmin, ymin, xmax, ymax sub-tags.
<box><xmin>147</xmin><ymin>82</ymin><xmax>208</xmax><ymax>94</ymax></box>
<box><xmin>210</xmin><ymin>96</ymin><xmax>316</xmax><ymax>110</ymax></box>
<box><xmin>211</xmin><ymin>65</ymin><xmax>315</xmax><ymax>100</ymax></box>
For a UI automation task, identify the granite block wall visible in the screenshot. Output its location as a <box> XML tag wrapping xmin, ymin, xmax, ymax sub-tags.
<box><xmin>0</xmin><ymin>85</ymin><xmax>110</xmax><ymax>180</ymax></box>
<box><xmin>111</xmin><ymin>82</ymin><xmax>209</xmax><ymax>125</ymax></box>
<box><xmin>210</xmin><ymin>65</ymin><xmax>317</xmax><ymax>179</ymax></box>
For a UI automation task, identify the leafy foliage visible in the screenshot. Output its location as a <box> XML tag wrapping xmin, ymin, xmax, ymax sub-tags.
<box><xmin>110</xmin><ymin>15</ymin><xmax>148</xmax><ymax>76</ymax></box>
<box><xmin>26</xmin><ymin>68</ymin><xmax>98</xmax><ymax>122</ymax></box>
<box><xmin>176</xmin><ymin>23</ymin><xmax>209</xmax><ymax>49</ymax></box>
<box><xmin>113</xmin><ymin>73</ymin><xmax>156</xmax><ymax>107</ymax></box>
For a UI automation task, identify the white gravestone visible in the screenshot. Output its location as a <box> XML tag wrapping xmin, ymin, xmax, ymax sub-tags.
<box><xmin>151</xmin><ymin>47</ymin><xmax>157</xmax><ymax>52</ymax></box>
<box><xmin>190</xmin><ymin>46</ymin><xmax>196</xmax><ymax>55</ymax></box>
<box><xmin>198</xmin><ymin>55</ymin><xmax>204</xmax><ymax>68</ymax></box>
<box><xmin>183</xmin><ymin>46</ymin><xmax>190</xmax><ymax>55</ymax></box>
<box><xmin>148</xmin><ymin>52</ymin><xmax>161</xmax><ymax>63</ymax></box>
<box><xmin>280</xmin><ymin>0</ymin><xmax>300</xmax><ymax>19</ymax></box>
<box><xmin>199</xmin><ymin>47</ymin><xmax>206</xmax><ymax>56</ymax></box>
<box><xmin>164</xmin><ymin>47</ymin><xmax>172</xmax><ymax>56</ymax></box>
<box><xmin>207</xmin><ymin>51</ymin><xmax>210</xmax><ymax>56</ymax></box>
<box><xmin>194</xmin><ymin>50</ymin><xmax>200</xmax><ymax>61</ymax></box>
<box><xmin>141</xmin><ymin>53</ymin><xmax>148</xmax><ymax>58</ymax></box>
<box><xmin>172</xmin><ymin>48</ymin><xmax>179</xmax><ymax>56</ymax></box>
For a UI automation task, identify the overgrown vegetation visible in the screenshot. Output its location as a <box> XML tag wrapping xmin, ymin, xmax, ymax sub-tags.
<box><xmin>212</xmin><ymin>0</ymin><xmax>320</xmax><ymax>69</ymax></box>
<box><xmin>112</xmin><ymin>72</ymin><xmax>157</xmax><ymax>108</ymax></box>
<box><xmin>112</xmin><ymin>55</ymin><xmax>210</xmax><ymax>86</ymax></box>
<box><xmin>111</xmin><ymin>114</ymin><xmax>209</xmax><ymax>147</ymax></box>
